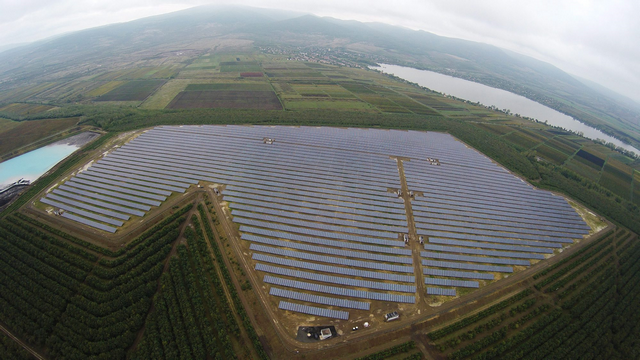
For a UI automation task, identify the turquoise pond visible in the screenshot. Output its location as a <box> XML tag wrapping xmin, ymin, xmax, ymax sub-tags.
<box><xmin>0</xmin><ymin>144</ymin><xmax>79</xmax><ymax>188</ymax></box>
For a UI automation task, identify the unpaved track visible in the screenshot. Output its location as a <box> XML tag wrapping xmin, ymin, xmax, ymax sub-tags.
<box><xmin>396</xmin><ymin>157</ymin><xmax>426</xmax><ymax>305</ymax></box>
<box><xmin>0</xmin><ymin>323</ymin><xmax>46</xmax><ymax>360</ymax></box>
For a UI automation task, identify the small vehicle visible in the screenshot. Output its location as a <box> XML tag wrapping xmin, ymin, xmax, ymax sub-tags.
<box><xmin>352</xmin><ymin>326</ymin><xmax>359</xmax><ymax>331</ymax></box>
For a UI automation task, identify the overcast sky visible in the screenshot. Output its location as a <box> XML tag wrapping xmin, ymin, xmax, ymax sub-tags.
<box><xmin>1</xmin><ymin>0</ymin><xmax>638</xmax><ymax>103</ymax></box>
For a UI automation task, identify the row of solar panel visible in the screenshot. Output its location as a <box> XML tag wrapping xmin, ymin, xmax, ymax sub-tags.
<box><xmin>235</xmin><ymin>218</ymin><xmax>405</xmax><ymax>246</ymax></box>
<box><xmin>424</xmin><ymin>244</ymin><xmax>546</xmax><ymax>260</ymax></box>
<box><xmin>242</xmin><ymin>234</ymin><xmax>412</xmax><ymax>264</ymax></box>
<box><xmin>270</xmin><ymin>287</ymin><xmax>370</xmax><ymax>310</ymax></box>
<box><xmin>233</xmin><ymin>202</ymin><xmax>407</xmax><ymax>228</ymax></box>
<box><xmin>226</xmin><ymin>190</ymin><xmax>405</xmax><ymax>217</ymax></box>
<box><xmin>404</xmin><ymin>165</ymin><xmax>528</xmax><ymax>189</ymax></box>
<box><xmin>407</xmin><ymin>175</ymin><xmax>566</xmax><ymax>208</ymax></box>
<box><xmin>417</xmin><ymin>207</ymin><xmax>589</xmax><ymax>231</ymax></box>
<box><xmin>223</xmin><ymin>178</ymin><xmax>402</xmax><ymax>204</ymax></box>
<box><xmin>427</xmin><ymin>287</ymin><xmax>457</xmax><ymax>296</ymax></box>
<box><xmin>115</xmin><ymin>150</ymin><xmax>393</xmax><ymax>202</ymax></box>
<box><xmin>424</xmin><ymin>277</ymin><xmax>479</xmax><ymax>288</ymax></box>
<box><xmin>422</xmin><ymin>259</ymin><xmax>513</xmax><ymax>273</ymax></box>
<box><xmin>137</xmin><ymin>131</ymin><xmax>401</xmax><ymax>173</ymax></box>
<box><xmin>413</xmin><ymin>196</ymin><xmax>582</xmax><ymax>224</ymax></box>
<box><xmin>413</xmin><ymin>211</ymin><xmax>588</xmax><ymax>235</ymax></box>
<box><xmin>52</xmin><ymin>189</ymin><xmax>145</xmax><ymax>216</ymax></box>
<box><xmin>91</xmin><ymin>162</ymin><xmax>198</xmax><ymax>186</ymax></box>
<box><xmin>154</xmin><ymin>129</ymin><xmax>490</xmax><ymax>170</ymax></box>
<box><xmin>41</xmin><ymin>197</ymin><xmax>124</xmax><ymax>227</ymax></box>
<box><xmin>412</xmin><ymin>202</ymin><xmax>583</xmax><ymax>228</ymax></box>
<box><xmin>117</xmin><ymin>145</ymin><xmax>397</xmax><ymax>192</ymax></box>
<box><xmin>232</xmin><ymin>212</ymin><xmax>400</xmax><ymax>239</ymax></box>
<box><xmin>416</xmin><ymin>224</ymin><xmax>574</xmax><ymax>243</ymax></box>
<box><xmin>251</xmin><ymin>247</ymin><xmax>414</xmax><ymax>275</ymax></box>
<box><xmin>110</xmin><ymin>151</ymin><xmax>391</xmax><ymax>199</ymax></box>
<box><xmin>225</xmin><ymin>195</ymin><xmax>407</xmax><ymax>222</ymax></box>
<box><xmin>264</xmin><ymin>275</ymin><xmax>416</xmax><ymax>303</ymax></box>
<box><xmin>127</xmin><ymin>139</ymin><xmax>401</xmax><ymax>185</ymax></box>
<box><xmin>61</xmin><ymin>181</ymin><xmax>162</xmax><ymax>206</ymax></box>
<box><xmin>428</xmin><ymin>238</ymin><xmax>554</xmax><ymax>254</ymax></box>
<box><xmin>88</xmin><ymin>164</ymin><xmax>192</xmax><ymax>189</ymax></box>
<box><xmin>67</xmin><ymin>177</ymin><xmax>166</xmax><ymax>201</ymax></box>
<box><xmin>255</xmin><ymin>264</ymin><xmax>416</xmax><ymax>292</ymax></box>
<box><xmin>154</xmin><ymin>126</ymin><xmax>492</xmax><ymax>164</ymax></box>
<box><xmin>421</xmin><ymin>251</ymin><xmax>530</xmax><ymax>266</ymax></box>
<box><xmin>423</xmin><ymin>268</ymin><xmax>494</xmax><ymax>280</ymax></box>
<box><xmin>75</xmin><ymin>172</ymin><xmax>172</xmax><ymax>197</ymax></box>
<box><xmin>416</xmin><ymin>189</ymin><xmax>579</xmax><ymax>218</ymax></box>
<box><xmin>103</xmin><ymin>154</ymin><xmax>399</xmax><ymax>205</ymax></box>
<box><xmin>240</xmin><ymin>226</ymin><xmax>411</xmax><ymax>255</ymax></box>
<box><xmin>46</xmin><ymin>193</ymin><xmax>131</xmax><ymax>220</ymax></box>
<box><xmin>81</xmin><ymin>168</ymin><xmax>186</xmax><ymax>194</ymax></box>
<box><xmin>225</xmin><ymin>184</ymin><xmax>404</xmax><ymax>210</ymax></box>
<box><xmin>278</xmin><ymin>301</ymin><xmax>349</xmax><ymax>320</ymax></box>
<box><xmin>61</xmin><ymin>212</ymin><xmax>117</xmax><ymax>233</ymax></box>
<box><xmin>404</xmin><ymin>160</ymin><xmax>531</xmax><ymax>187</ymax></box>
<box><xmin>415</xmin><ymin>216</ymin><xmax>580</xmax><ymax>238</ymax></box>
<box><xmin>142</xmin><ymin>128</ymin><xmax>405</xmax><ymax>167</ymax></box>
<box><xmin>58</xmin><ymin>184</ymin><xmax>153</xmax><ymax>210</ymax></box>
<box><xmin>406</xmin><ymin>170</ymin><xmax>532</xmax><ymax>196</ymax></box>
<box><xmin>418</xmin><ymin>230</ymin><xmax>563</xmax><ymax>248</ymax></box>
<box><xmin>405</xmin><ymin>162</ymin><xmax>535</xmax><ymax>189</ymax></box>
<box><xmin>253</xmin><ymin>253</ymin><xmax>414</xmax><ymax>282</ymax></box>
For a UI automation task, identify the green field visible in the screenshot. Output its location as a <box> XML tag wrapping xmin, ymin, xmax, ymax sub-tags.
<box><xmin>0</xmin><ymin>118</ymin><xmax>79</xmax><ymax>158</ymax></box>
<box><xmin>426</xmin><ymin>229</ymin><xmax>639</xmax><ymax>360</ymax></box>
<box><xmin>96</xmin><ymin>80</ymin><xmax>166</xmax><ymax>101</ymax></box>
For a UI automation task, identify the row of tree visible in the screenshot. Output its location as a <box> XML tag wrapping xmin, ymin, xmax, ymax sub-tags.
<box><xmin>0</xmin><ymin>204</ymin><xmax>191</xmax><ymax>358</ymax></box>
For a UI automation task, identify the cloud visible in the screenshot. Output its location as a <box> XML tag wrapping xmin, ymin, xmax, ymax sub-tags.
<box><xmin>0</xmin><ymin>0</ymin><xmax>638</xmax><ymax>102</ymax></box>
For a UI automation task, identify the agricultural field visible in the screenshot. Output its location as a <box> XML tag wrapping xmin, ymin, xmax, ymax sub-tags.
<box><xmin>95</xmin><ymin>80</ymin><xmax>166</xmax><ymax>102</ymax></box>
<box><xmin>599</xmin><ymin>159</ymin><xmax>633</xmax><ymax>199</ymax></box>
<box><xmin>167</xmin><ymin>90</ymin><xmax>282</xmax><ymax>110</ymax></box>
<box><xmin>0</xmin><ymin>118</ymin><xmax>79</xmax><ymax>158</ymax></box>
<box><xmin>0</xmin><ymin>103</ymin><xmax>54</xmax><ymax>117</ymax></box>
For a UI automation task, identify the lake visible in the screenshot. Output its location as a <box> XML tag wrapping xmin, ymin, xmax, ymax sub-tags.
<box><xmin>0</xmin><ymin>144</ymin><xmax>79</xmax><ymax>188</ymax></box>
<box><xmin>372</xmin><ymin>64</ymin><xmax>639</xmax><ymax>155</ymax></box>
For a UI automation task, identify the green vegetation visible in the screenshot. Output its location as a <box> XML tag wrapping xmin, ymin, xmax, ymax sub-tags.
<box><xmin>96</xmin><ymin>80</ymin><xmax>166</xmax><ymax>101</ymax></box>
<box><xmin>355</xmin><ymin>341</ymin><xmax>416</xmax><ymax>360</ymax></box>
<box><xmin>428</xmin><ymin>229</ymin><xmax>640</xmax><ymax>360</ymax></box>
<box><xmin>0</xmin><ymin>117</ymin><xmax>79</xmax><ymax>158</ymax></box>
<box><xmin>0</xmin><ymin>331</ymin><xmax>32</xmax><ymax>359</ymax></box>
<box><xmin>0</xmin><ymin>204</ymin><xmax>191</xmax><ymax>358</ymax></box>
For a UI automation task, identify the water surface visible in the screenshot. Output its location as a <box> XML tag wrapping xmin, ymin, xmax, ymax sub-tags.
<box><xmin>0</xmin><ymin>144</ymin><xmax>78</xmax><ymax>188</ymax></box>
<box><xmin>373</xmin><ymin>64</ymin><xmax>639</xmax><ymax>154</ymax></box>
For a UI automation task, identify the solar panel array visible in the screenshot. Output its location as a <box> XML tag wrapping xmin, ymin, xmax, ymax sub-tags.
<box><xmin>278</xmin><ymin>301</ymin><xmax>349</xmax><ymax>320</ymax></box>
<box><xmin>38</xmin><ymin>125</ymin><xmax>590</xmax><ymax>311</ymax></box>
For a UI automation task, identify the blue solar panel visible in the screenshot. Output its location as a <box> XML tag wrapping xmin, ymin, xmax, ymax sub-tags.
<box><xmin>278</xmin><ymin>301</ymin><xmax>349</xmax><ymax>320</ymax></box>
<box><xmin>264</xmin><ymin>276</ymin><xmax>415</xmax><ymax>303</ymax></box>
<box><xmin>424</xmin><ymin>277</ymin><xmax>479</xmax><ymax>288</ymax></box>
<box><xmin>426</xmin><ymin>287</ymin><xmax>456</xmax><ymax>296</ymax></box>
<box><xmin>242</xmin><ymin>234</ymin><xmax>412</xmax><ymax>264</ymax></box>
<box><xmin>251</xmin><ymin>252</ymin><xmax>414</xmax><ymax>279</ymax></box>
<box><xmin>256</xmin><ymin>264</ymin><xmax>416</xmax><ymax>292</ymax></box>
<box><xmin>270</xmin><ymin>288</ymin><xmax>370</xmax><ymax>310</ymax></box>
<box><xmin>240</xmin><ymin>227</ymin><xmax>411</xmax><ymax>255</ymax></box>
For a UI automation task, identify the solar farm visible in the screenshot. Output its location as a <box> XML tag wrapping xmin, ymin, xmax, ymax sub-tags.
<box><xmin>37</xmin><ymin>125</ymin><xmax>593</xmax><ymax>326</ymax></box>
